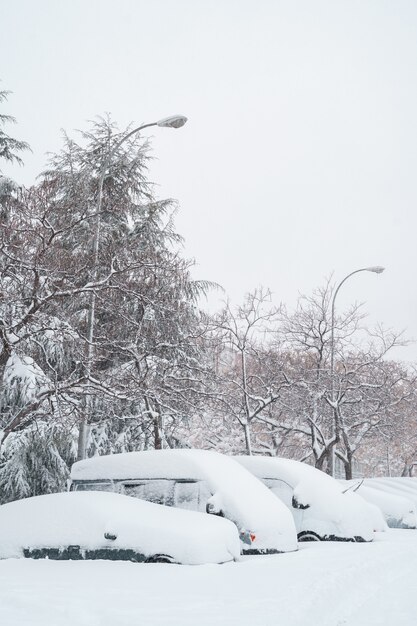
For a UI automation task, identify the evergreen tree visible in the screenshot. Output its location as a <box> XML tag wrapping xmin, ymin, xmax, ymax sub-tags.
<box><xmin>0</xmin><ymin>87</ymin><xmax>29</xmax><ymax>168</ymax></box>
<box><xmin>0</xmin><ymin>115</ymin><xmax>213</xmax><ymax>500</ymax></box>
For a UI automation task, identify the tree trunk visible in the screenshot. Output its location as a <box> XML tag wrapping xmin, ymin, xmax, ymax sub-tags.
<box><xmin>243</xmin><ymin>422</ymin><xmax>252</xmax><ymax>455</ymax></box>
<box><xmin>344</xmin><ymin>452</ymin><xmax>353</xmax><ymax>480</ymax></box>
<box><xmin>315</xmin><ymin>448</ymin><xmax>330</xmax><ymax>473</ymax></box>
<box><xmin>401</xmin><ymin>464</ymin><xmax>412</xmax><ymax>477</ymax></box>
<box><xmin>77</xmin><ymin>419</ymin><xmax>89</xmax><ymax>460</ymax></box>
<box><xmin>325</xmin><ymin>448</ymin><xmax>334</xmax><ymax>476</ymax></box>
<box><xmin>145</xmin><ymin>395</ymin><xmax>162</xmax><ymax>450</ymax></box>
<box><xmin>153</xmin><ymin>414</ymin><xmax>162</xmax><ymax>450</ymax></box>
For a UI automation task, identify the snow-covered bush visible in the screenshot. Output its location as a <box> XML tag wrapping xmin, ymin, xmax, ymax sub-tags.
<box><xmin>0</xmin><ymin>421</ymin><xmax>77</xmax><ymax>504</ymax></box>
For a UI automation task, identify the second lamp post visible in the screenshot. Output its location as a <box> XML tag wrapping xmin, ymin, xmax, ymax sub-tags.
<box><xmin>329</xmin><ymin>265</ymin><xmax>385</xmax><ymax>477</ymax></box>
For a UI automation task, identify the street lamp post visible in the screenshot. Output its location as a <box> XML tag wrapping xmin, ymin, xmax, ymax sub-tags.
<box><xmin>329</xmin><ymin>266</ymin><xmax>385</xmax><ymax>476</ymax></box>
<box><xmin>77</xmin><ymin>115</ymin><xmax>187</xmax><ymax>461</ymax></box>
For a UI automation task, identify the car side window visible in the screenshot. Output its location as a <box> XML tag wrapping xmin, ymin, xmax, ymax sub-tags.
<box><xmin>73</xmin><ymin>481</ymin><xmax>113</xmax><ymax>492</ymax></box>
<box><xmin>199</xmin><ymin>481</ymin><xmax>213</xmax><ymax>511</ymax></box>
<box><xmin>173</xmin><ymin>481</ymin><xmax>211</xmax><ymax>512</ymax></box>
<box><xmin>122</xmin><ymin>480</ymin><xmax>175</xmax><ymax>506</ymax></box>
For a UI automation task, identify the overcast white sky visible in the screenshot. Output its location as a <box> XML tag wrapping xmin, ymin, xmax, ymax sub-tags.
<box><xmin>1</xmin><ymin>0</ymin><xmax>417</xmax><ymax>360</ymax></box>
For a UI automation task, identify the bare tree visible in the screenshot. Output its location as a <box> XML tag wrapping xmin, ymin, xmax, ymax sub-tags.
<box><xmin>210</xmin><ymin>288</ymin><xmax>292</xmax><ymax>454</ymax></box>
<box><xmin>274</xmin><ymin>280</ymin><xmax>361</xmax><ymax>471</ymax></box>
<box><xmin>273</xmin><ymin>280</ymin><xmax>409</xmax><ymax>477</ymax></box>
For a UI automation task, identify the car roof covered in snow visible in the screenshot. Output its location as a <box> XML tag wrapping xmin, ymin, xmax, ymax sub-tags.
<box><xmin>72</xmin><ymin>449</ymin><xmax>219</xmax><ymax>481</ymax></box>
<box><xmin>235</xmin><ymin>456</ymin><xmax>343</xmax><ymax>493</ymax></box>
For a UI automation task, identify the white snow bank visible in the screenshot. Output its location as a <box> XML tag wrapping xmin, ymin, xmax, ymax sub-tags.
<box><xmin>0</xmin><ymin>491</ymin><xmax>240</xmax><ymax>565</ymax></box>
<box><xmin>71</xmin><ymin>450</ymin><xmax>298</xmax><ymax>554</ymax></box>
<box><xmin>236</xmin><ymin>456</ymin><xmax>384</xmax><ymax>541</ymax></box>
<box><xmin>1</xmin><ymin>529</ymin><xmax>417</xmax><ymax>626</ymax></box>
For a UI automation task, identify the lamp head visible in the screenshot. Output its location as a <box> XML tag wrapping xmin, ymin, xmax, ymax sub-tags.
<box><xmin>366</xmin><ymin>266</ymin><xmax>385</xmax><ymax>274</ymax></box>
<box><xmin>156</xmin><ymin>115</ymin><xmax>188</xmax><ymax>129</ymax></box>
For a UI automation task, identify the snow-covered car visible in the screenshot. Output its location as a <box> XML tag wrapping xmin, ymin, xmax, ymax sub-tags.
<box><xmin>342</xmin><ymin>480</ymin><xmax>417</xmax><ymax>529</ymax></box>
<box><xmin>70</xmin><ymin>449</ymin><xmax>298</xmax><ymax>555</ymax></box>
<box><xmin>235</xmin><ymin>456</ymin><xmax>385</xmax><ymax>542</ymax></box>
<box><xmin>360</xmin><ymin>477</ymin><xmax>417</xmax><ymax>510</ymax></box>
<box><xmin>0</xmin><ymin>491</ymin><xmax>240</xmax><ymax>564</ymax></box>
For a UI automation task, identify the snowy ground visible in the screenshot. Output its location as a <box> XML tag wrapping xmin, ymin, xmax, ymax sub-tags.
<box><xmin>1</xmin><ymin>530</ymin><xmax>417</xmax><ymax>626</ymax></box>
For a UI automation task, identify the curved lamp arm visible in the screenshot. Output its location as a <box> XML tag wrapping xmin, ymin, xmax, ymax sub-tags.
<box><xmin>330</xmin><ymin>265</ymin><xmax>385</xmax><ymax>398</ymax></box>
